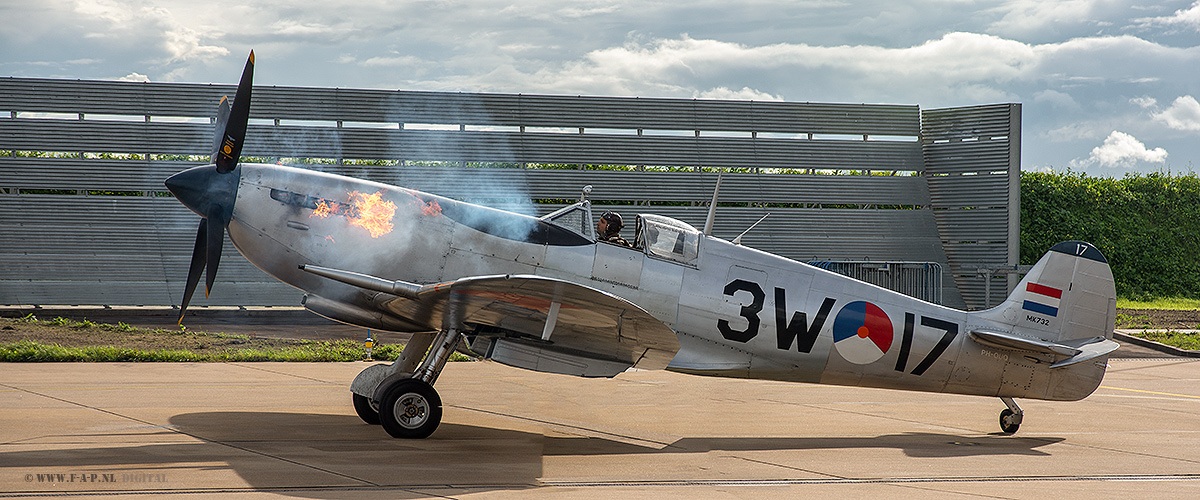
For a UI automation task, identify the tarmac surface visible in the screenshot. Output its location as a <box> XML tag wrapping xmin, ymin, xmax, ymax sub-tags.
<box><xmin>2</xmin><ymin>306</ymin><xmax>1198</xmax><ymax>498</ymax></box>
<box><xmin>2</xmin><ymin>355</ymin><xmax>1200</xmax><ymax>499</ymax></box>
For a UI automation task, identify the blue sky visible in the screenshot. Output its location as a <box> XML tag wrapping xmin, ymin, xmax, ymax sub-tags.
<box><xmin>3</xmin><ymin>0</ymin><xmax>1199</xmax><ymax>176</ymax></box>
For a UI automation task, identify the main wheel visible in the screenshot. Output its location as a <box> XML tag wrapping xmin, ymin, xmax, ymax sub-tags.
<box><xmin>352</xmin><ymin>393</ymin><xmax>381</xmax><ymax>425</ymax></box>
<box><xmin>999</xmin><ymin>408</ymin><xmax>1021</xmax><ymax>434</ymax></box>
<box><xmin>379</xmin><ymin>378</ymin><xmax>442</xmax><ymax>439</ymax></box>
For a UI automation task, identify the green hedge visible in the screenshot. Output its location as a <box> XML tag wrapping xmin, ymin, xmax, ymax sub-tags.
<box><xmin>1021</xmin><ymin>171</ymin><xmax>1200</xmax><ymax>299</ymax></box>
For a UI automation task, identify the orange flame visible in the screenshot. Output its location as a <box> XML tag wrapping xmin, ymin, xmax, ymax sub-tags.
<box><xmin>421</xmin><ymin>199</ymin><xmax>442</xmax><ymax>217</ymax></box>
<box><xmin>312</xmin><ymin>199</ymin><xmax>340</xmax><ymax>218</ymax></box>
<box><xmin>309</xmin><ymin>190</ymin><xmax>397</xmax><ymax>238</ymax></box>
<box><xmin>347</xmin><ymin>190</ymin><xmax>397</xmax><ymax>238</ymax></box>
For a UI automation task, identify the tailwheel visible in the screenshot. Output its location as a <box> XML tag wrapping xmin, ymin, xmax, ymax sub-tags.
<box><xmin>352</xmin><ymin>393</ymin><xmax>380</xmax><ymax>425</ymax></box>
<box><xmin>999</xmin><ymin>408</ymin><xmax>1021</xmax><ymax>434</ymax></box>
<box><xmin>379</xmin><ymin>378</ymin><xmax>442</xmax><ymax>439</ymax></box>
<box><xmin>999</xmin><ymin>397</ymin><xmax>1023</xmax><ymax>434</ymax></box>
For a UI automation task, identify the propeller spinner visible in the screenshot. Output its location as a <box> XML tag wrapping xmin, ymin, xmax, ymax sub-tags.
<box><xmin>164</xmin><ymin>51</ymin><xmax>254</xmax><ymax>324</ymax></box>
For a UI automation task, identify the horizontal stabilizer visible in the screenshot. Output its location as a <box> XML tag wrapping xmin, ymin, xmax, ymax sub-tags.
<box><xmin>1049</xmin><ymin>338</ymin><xmax>1120</xmax><ymax>369</ymax></box>
<box><xmin>969</xmin><ymin>329</ymin><xmax>1119</xmax><ymax>368</ymax></box>
<box><xmin>969</xmin><ymin>329</ymin><xmax>1081</xmax><ymax>357</ymax></box>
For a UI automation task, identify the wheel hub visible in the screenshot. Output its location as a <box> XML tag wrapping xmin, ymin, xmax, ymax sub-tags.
<box><xmin>395</xmin><ymin>393</ymin><xmax>429</xmax><ymax>429</ymax></box>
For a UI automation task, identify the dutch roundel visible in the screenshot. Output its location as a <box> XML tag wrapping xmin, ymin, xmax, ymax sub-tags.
<box><xmin>832</xmin><ymin>301</ymin><xmax>894</xmax><ymax>364</ymax></box>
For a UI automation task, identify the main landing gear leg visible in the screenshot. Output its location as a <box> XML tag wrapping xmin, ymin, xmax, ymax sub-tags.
<box><xmin>352</xmin><ymin>291</ymin><xmax>468</xmax><ymax>439</ymax></box>
<box><xmin>999</xmin><ymin>397</ymin><xmax>1023</xmax><ymax>434</ymax></box>
<box><xmin>377</xmin><ymin>328</ymin><xmax>463</xmax><ymax>439</ymax></box>
<box><xmin>350</xmin><ymin>331</ymin><xmax>435</xmax><ymax>426</ymax></box>
<box><xmin>349</xmin><ymin>328</ymin><xmax>463</xmax><ymax>438</ymax></box>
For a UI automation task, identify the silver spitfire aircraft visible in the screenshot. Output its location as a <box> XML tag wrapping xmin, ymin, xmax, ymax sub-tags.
<box><xmin>167</xmin><ymin>53</ymin><xmax>1119</xmax><ymax>439</ymax></box>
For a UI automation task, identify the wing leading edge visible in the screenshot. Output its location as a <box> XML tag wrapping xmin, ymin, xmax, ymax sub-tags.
<box><xmin>300</xmin><ymin>265</ymin><xmax>679</xmax><ymax>377</ymax></box>
<box><xmin>423</xmin><ymin>275</ymin><xmax>680</xmax><ymax>376</ymax></box>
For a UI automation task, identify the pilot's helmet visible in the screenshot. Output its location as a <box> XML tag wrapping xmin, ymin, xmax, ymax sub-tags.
<box><xmin>600</xmin><ymin>211</ymin><xmax>623</xmax><ymax>233</ymax></box>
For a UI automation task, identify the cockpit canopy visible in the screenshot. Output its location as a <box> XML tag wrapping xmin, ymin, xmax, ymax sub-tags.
<box><xmin>541</xmin><ymin>201</ymin><xmax>702</xmax><ymax>266</ymax></box>
<box><xmin>636</xmin><ymin>214</ymin><xmax>701</xmax><ymax>266</ymax></box>
<box><xmin>542</xmin><ymin>201</ymin><xmax>595</xmax><ymax>242</ymax></box>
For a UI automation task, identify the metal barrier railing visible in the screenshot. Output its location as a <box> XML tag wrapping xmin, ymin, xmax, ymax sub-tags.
<box><xmin>808</xmin><ymin>261</ymin><xmax>943</xmax><ymax>305</ymax></box>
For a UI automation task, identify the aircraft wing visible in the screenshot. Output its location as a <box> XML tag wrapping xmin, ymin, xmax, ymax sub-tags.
<box><xmin>418</xmin><ymin>274</ymin><xmax>680</xmax><ymax>375</ymax></box>
<box><xmin>299</xmin><ymin>264</ymin><xmax>679</xmax><ymax>376</ymax></box>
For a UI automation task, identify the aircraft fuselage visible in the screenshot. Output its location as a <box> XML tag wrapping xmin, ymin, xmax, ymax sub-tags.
<box><xmin>218</xmin><ymin>163</ymin><xmax>1108</xmax><ymax>403</ymax></box>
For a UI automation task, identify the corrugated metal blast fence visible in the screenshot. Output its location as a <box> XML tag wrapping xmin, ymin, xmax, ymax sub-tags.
<box><xmin>808</xmin><ymin>262</ymin><xmax>943</xmax><ymax>305</ymax></box>
<box><xmin>0</xmin><ymin>77</ymin><xmax>1021</xmax><ymax>310</ymax></box>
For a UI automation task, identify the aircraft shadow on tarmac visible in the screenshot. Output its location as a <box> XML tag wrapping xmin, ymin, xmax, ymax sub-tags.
<box><xmin>0</xmin><ymin>411</ymin><xmax>1063</xmax><ymax>498</ymax></box>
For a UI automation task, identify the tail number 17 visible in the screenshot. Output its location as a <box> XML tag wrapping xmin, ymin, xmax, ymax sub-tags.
<box><xmin>894</xmin><ymin>313</ymin><xmax>959</xmax><ymax>376</ymax></box>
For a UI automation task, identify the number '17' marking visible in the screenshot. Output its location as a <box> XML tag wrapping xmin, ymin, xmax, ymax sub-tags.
<box><xmin>895</xmin><ymin>314</ymin><xmax>959</xmax><ymax>376</ymax></box>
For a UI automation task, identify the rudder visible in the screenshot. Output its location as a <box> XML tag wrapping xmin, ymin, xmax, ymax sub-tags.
<box><xmin>970</xmin><ymin>241</ymin><xmax>1118</xmax><ymax>401</ymax></box>
<box><xmin>981</xmin><ymin>241</ymin><xmax>1116</xmax><ymax>344</ymax></box>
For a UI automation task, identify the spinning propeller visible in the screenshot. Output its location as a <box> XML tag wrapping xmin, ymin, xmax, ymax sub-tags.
<box><xmin>164</xmin><ymin>51</ymin><xmax>254</xmax><ymax>324</ymax></box>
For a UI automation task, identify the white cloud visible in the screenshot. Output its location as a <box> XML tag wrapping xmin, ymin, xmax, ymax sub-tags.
<box><xmin>269</xmin><ymin>20</ymin><xmax>340</xmax><ymax>37</ymax></box>
<box><xmin>1071</xmin><ymin>131</ymin><xmax>1168</xmax><ymax>168</ymax></box>
<box><xmin>1130</xmin><ymin>96</ymin><xmax>1157</xmax><ymax>108</ymax></box>
<box><xmin>493</xmin><ymin>31</ymin><xmax>1200</xmax><ymax>111</ymax></box>
<box><xmin>72</xmin><ymin>0</ymin><xmax>227</xmax><ymax>66</ymax></box>
<box><xmin>1033</xmin><ymin>89</ymin><xmax>1079</xmax><ymax>110</ymax></box>
<box><xmin>362</xmin><ymin>55</ymin><xmax>427</xmax><ymax>68</ymax></box>
<box><xmin>1135</xmin><ymin>1</ymin><xmax>1200</xmax><ymax>30</ymax></box>
<box><xmin>162</xmin><ymin>24</ymin><xmax>228</xmax><ymax>64</ymax></box>
<box><xmin>1152</xmin><ymin>95</ymin><xmax>1200</xmax><ymax>132</ymax></box>
<box><xmin>4</xmin><ymin>1</ymin><xmax>1199</xmax><ymax>176</ymax></box>
<box><xmin>694</xmin><ymin>87</ymin><xmax>782</xmax><ymax>101</ymax></box>
<box><xmin>1046</xmin><ymin>122</ymin><xmax>1106</xmax><ymax>142</ymax></box>
<box><xmin>556</xmin><ymin>4</ymin><xmax>622</xmax><ymax>18</ymax></box>
<box><xmin>986</xmin><ymin>0</ymin><xmax>1102</xmax><ymax>38</ymax></box>
<box><xmin>117</xmin><ymin>72</ymin><xmax>150</xmax><ymax>82</ymax></box>
<box><xmin>511</xmin><ymin>32</ymin><xmax>1040</xmax><ymax>99</ymax></box>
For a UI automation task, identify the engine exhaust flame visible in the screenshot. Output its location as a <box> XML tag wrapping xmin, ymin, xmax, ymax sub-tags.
<box><xmin>420</xmin><ymin>198</ymin><xmax>442</xmax><ymax>217</ymax></box>
<box><xmin>347</xmin><ymin>190</ymin><xmax>397</xmax><ymax>238</ymax></box>
<box><xmin>313</xmin><ymin>199</ymin><xmax>341</xmax><ymax>218</ymax></box>
<box><xmin>309</xmin><ymin>190</ymin><xmax>397</xmax><ymax>238</ymax></box>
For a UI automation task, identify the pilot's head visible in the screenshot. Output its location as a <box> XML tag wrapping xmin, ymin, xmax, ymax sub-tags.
<box><xmin>598</xmin><ymin>211</ymin><xmax>623</xmax><ymax>237</ymax></box>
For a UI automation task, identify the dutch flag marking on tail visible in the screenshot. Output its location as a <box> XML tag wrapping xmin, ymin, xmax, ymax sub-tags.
<box><xmin>1022</xmin><ymin>282</ymin><xmax>1063</xmax><ymax>317</ymax></box>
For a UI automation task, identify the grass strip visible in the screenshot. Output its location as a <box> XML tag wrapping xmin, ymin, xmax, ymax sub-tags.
<box><xmin>1116</xmin><ymin>297</ymin><xmax>1200</xmax><ymax>310</ymax></box>
<box><xmin>1123</xmin><ymin>331</ymin><xmax>1200</xmax><ymax>352</ymax></box>
<box><xmin>0</xmin><ymin>339</ymin><xmax>422</xmax><ymax>362</ymax></box>
<box><xmin>0</xmin><ymin>315</ymin><xmax>472</xmax><ymax>363</ymax></box>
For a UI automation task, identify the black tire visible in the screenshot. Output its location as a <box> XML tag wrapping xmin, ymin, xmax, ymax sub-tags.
<box><xmin>352</xmin><ymin>393</ymin><xmax>381</xmax><ymax>425</ymax></box>
<box><xmin>999</xmin><ymin>408</ymin><xmax>1020</xmax><ymax>434</ymax></box>
<box><xmin>379</xmin><ymin>378</ymin><xmax>442</xmax><ymax>439</ymax></box>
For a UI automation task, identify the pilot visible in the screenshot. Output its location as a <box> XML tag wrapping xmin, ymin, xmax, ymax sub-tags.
<box><xmin>597</xmin><ymin>211</ymin><xmax>632</xmax><ymax>247</ymax></box>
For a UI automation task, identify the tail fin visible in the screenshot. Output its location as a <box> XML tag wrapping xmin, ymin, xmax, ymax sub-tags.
<box><xmin>980</xmin><ymin>241</ymin><xmax>1116</xmax><ymax>344</ymax></box>
<box><xmin>970</xmin><ymin>241</ymin><xmax>1118</xmax><ymax>401</ymax></box>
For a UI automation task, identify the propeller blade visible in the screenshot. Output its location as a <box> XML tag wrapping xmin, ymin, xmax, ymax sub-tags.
<box><xmin>210</xmin><ymin>96</ymin><xmax>231</xmax><ymax>163</ymax></box>
<box><xmin>179</xmin><ymin>219</ymin><xmax>208</xmax><ymax>324</ymax></box>
<box><xmin>215</xmin><ymin>50</ymin><xmax>254</xmax><ymax>173</ymax></box>
<box><xmin>204</xmin><ymin>214</ymin><xmax>225</xmax><ymax>298</ymax></box>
